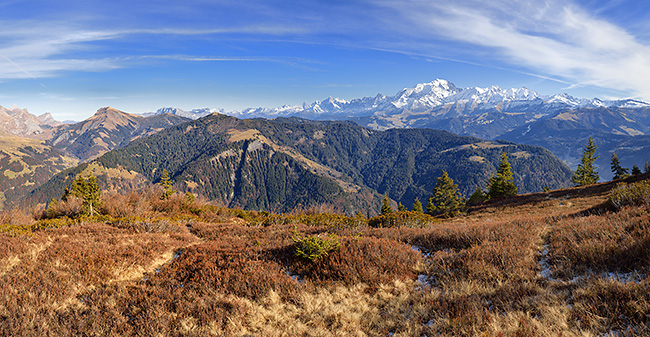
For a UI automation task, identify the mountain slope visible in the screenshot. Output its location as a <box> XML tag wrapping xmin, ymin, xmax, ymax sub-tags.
<box><xmin>0</xmin><ymin>106</ymin><xmax>191</xmax><ymax>207</ymax></box>
<box><xmin>0</xmin><ymin>135</ymin><xmax>78</xmax><ymax>209</ymax></box>
<box><xmin>209</xmin><ymin>79</ymin><xmax>650</xmax><ymax>179</ymax></box>
<box><xmin>29</xmin><ymin>114</ymin><xmax>573</xmax><ymax>213</ymax></box>
<box><xmin>49</xmin><ymin>107</ymin><xmax>191</xmax><ymax>161</ymax></box>
<box><xmin>0</xmin><ymin>105</ymin><xmax>60</xmax><ymax>138</ymax></box>
<box><xmin>229</xmin><ymin>79</ymin><xmax>650</xmax><ymax>139</ymax></box>
<box><xmin>501</xmin><ymin>108</ymin><xmax>650</xmax><ymax>180</ymax></box>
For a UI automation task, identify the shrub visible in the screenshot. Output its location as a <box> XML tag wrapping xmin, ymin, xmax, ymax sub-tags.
<box><xmin>292</xmin><ymin>232</ymin><xmax>341</xmax><ymax>262</ymax></box>
<box><xmin>45</xmin><ymin>195</ymin><xmax>83</xmax><ymax>219</ymax></box>
<box><xmin>368</xmin><ymin>211</ymin><xmax>437</xmax><ymax>228</ymax></box>
<box><xmin>607</xmin><ymin>180</ymin><xmax>650</xmax><ymax>210</ymax></box>
<box><xmin>291</xmin><ymin>236</ymin><xmax>421</xmax><ymax>287</ymax></box>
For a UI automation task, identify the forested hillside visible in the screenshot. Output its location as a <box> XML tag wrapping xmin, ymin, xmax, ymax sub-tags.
<box><xmin>0</xmin><ymin>135</ymin><xmax>78</xmax><ymax>209</ymax></box>
<box><xmin>28</xmin><ymin>114</ymin><xmax>573</xmax><ymax>213</ymax></box>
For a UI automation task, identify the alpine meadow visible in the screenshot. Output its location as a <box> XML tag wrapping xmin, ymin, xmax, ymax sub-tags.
<box><xmin>3</xmin><ymin>0</ymin><xmax>650</xmax><ymax>335</ymax></box>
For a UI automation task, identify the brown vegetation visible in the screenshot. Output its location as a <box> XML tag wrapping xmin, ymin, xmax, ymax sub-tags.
<box><xmin>1</xmin><ymin>176</ymin><xmax>649</xmax><ymax>336</ymax></box>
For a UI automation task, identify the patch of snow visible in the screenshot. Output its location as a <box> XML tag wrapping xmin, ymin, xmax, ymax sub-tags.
<box><xmin>416</xmin><ymin>274</ymin><xmax>434</xmax><ymax>291</ymax></box>
<box><xmin>286</xmin><ymin>271</ymin><xmax>304</xmax><ymax>283</ymax></box>
<box><xmin>410</xmin><ymin>245</ymin><xmax>432</xmax><ymax>258</ymax></box>
<box><xmin>538</xmin><ymin>243</ymin><xmax>555</xmax><ymax>281</ymax></box>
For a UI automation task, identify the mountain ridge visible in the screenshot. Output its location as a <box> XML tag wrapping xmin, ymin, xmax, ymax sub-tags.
<box><xmin>148</xmin><ymin>79</ymin><xmax>650</xmax><ymax>180</ymax></box>
<box><xmin>26</xmin><ymin>113</ymin><xmax>574</xmax><ymax>213</ymax></box>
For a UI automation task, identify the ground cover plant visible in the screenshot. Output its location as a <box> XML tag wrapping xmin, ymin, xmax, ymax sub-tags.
<box><xmin>0</xmin><ymin>174</ymin><xmax>649</xmax><ymax>335</ymax></box>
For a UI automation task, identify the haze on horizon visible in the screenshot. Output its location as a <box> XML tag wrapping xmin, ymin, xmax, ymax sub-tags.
<box><xmin>1</xmin><ymin>0</ymin><xmax>650</xmax><ymax>121</ymax></box>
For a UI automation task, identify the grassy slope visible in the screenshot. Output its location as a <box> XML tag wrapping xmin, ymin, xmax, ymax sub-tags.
<box><xmin>0</xmin><ymin>135</ymin><xmax>78</xmax><ymax>209</ymax></box>
<box><xmin>1</xmin><ymin>174</ymin><xmax>649</xmax><ymax>336</ymax></box>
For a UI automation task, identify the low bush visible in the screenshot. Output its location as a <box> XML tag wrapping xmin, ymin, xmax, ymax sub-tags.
<box><xmin>245</xmin><ymin>211</ymin><xmax>367</xmax><ymax>229</ymax></box>
<box><xmin>292</xmin><ymin>232</ymin><xmax>341</xmax><ymax>262</ymax></box>
<box><xmin>368</xmin><ymin>211</ymin><xmax>437</xmax><ymax>228</ymax></box>
<box><xmin>607</xmin><ymin>181</ymin><xmax>650</xmax><ymax>210</ymax></box>
<box><xmin>291</xmin><ymin>236</ymin><xmax>421</xmax><ymax>288</ymax></box>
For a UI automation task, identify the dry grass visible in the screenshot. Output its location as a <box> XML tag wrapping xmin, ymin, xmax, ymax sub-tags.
<box><xmin>1</xmin><ymin>176</ymin><xmax>649</xmax><ymax>335</ymax></box>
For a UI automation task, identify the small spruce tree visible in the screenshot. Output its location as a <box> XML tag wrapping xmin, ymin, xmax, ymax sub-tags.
<box><xmin>159</xmin><ymin>169</ymin><xmax>175</xmax><ymax>199</ymax></box>
<box><xmin>426</xmin><ymin>197</ymin><xmax>435</xmax><ymax>216</ymax></box>
<box><xmin>610</xmin><ymin>152</ymin><xmax>629</xmax><ymax>180</ymax></box>
<box><xmin>572</xmin><ymin>137</ymin><xmax>599</xmax><ymax>186</ymax></box>
<box><xmin>381</xmin><ymin>193</ymin><xmax>393</xmax><ymax>215</ymax></box>
<box><xmin>467</xmin><ymin>187</ymin><xmax>487</xmax><ymax>206</ymax></box>
<box><xmin>632</xmin><ymin>164</ymin><xmax>642</xmax><ymax>176</ymax></box>
<box><xmin>487</xmin><ymin>153</ymin><xmax>518</xmax><ymax>200</ymax></box>
<box><xmin>428</xmin><ymin>171</ymin><xmax>464</xmax><ymax>217</ymax></box>
<box><xmin>62</xmin><ymin>174</ymin><xmax>102</xmax><ymax>217</ymax></box>
<box><xmin>397</xmin><ymin>202</ymin><xmax>406</xmax><ymax>212</ymax></box>
<box><xmin>412</xmin><ymin>198</ymin><xmax>423</xmax><ymax>213</ymax></box>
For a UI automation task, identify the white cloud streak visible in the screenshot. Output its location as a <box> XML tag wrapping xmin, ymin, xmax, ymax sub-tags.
<box><xmin>379</xmin><ymin>0</ymin><xmax>650</xmax><ymax>99</ymax></box>
<box><xmin>3</xmin><ymin>1</ymin><xmax>650</xmax><ymax>101</ymax></box>
<box><xmin>0</xmin><ymin>22</ymin><xmax>312</xmax><ymax>80</ymax></box>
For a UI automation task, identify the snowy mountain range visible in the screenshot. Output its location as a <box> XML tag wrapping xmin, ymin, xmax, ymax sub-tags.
<box><xmin>227</xmin><ymin>79</ymin><xmax>650</xmax><ymax>121</ymax></box>
<box><xmin>147</xmin><ymin>79</ymin><xmax>650</xmax><ymax>179</ymax></box>
<box><xmin>148</xmin><ymin>79</ymin><xmax>650</xmax><ymax>138</ymax></box>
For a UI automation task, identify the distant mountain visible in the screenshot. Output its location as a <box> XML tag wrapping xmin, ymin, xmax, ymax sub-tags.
<box><xmin>163</xmin><ymin>79</ymin><xmax>649</xmax><ymax>181</ymax></box>
<box><xmin>227</xmin><ymin>79</ymin><xmax>650</xmax><ymax>139</ymax></box>
<box><xmin>49</xmin><ymin>107</ymin><xmax>191</xmax><ymax>161</ymax></box>
<box><xmin>143</xmin><ymin>107</ymin><xmax>221</xmax><ymax>120</ymax></box>
<box><xmin>0</xmin><ymin>106</ymin><xmax>190</xmax><ymax>207</ymax></box>
<box><xmin>0</xmin><ymin>134</ymin><xmax>78</xmax><ymax>209</ymax></box>
<box><xmin>0</xmin><ymin>105</ymin><xmax>60</xmax><ymax>138</ymax></box>
<box><xmin>500</xmin><ymin>107</ymin><xmax>650</xmax><ymax>180</ymax></box>
<box><xmin>28</xmin><ymin>114</ymin><xmax>573</xmax><ymax>213</ymax></box>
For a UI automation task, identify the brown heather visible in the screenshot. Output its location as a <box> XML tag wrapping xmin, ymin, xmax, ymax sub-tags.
<box><xmin>0</xmin><ymin>174</ymin><xmax>649</xmax><ymax>335</ymax></box>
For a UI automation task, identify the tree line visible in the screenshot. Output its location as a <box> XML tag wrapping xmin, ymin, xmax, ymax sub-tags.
<box><xmin>381</xmin><ymin>137</ymin><xmax>650</xmax><ymax>218</ymax></box>
<box><xmin>381</xmin><ymin>152</ymin><xmax>518</xmax><ymax>218</ymax></box>
<box><xmin>572</xmin><ymin>137</ymin><xmax>648</xmax><ymax>186</ymax></box>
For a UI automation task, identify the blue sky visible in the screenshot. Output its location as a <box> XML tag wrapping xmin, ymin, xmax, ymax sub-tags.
<box><xmin>2</xmin><ymin>0</ymin><xmax>650</xmax><ymax>120</ymax></box>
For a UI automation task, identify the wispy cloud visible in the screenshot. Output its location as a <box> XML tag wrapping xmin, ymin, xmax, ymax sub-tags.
<box><xmin>377</xmin><ymin>0</ymin><xmax>650</xmax><ymax>98</ymax></box>
<box><xmin>0</xmin><ymin>21</ymin><xmax>315</xmax><ymax>80</ymax></box>
<box><xmin>3</xmin><ymin>0</ymin><xmax>650</xmax><ymax>101</ymax></box>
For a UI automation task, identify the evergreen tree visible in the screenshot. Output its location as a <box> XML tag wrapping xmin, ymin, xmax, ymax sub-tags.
<box><xmin>63</xmin><ymin>174</ymin><xmax>102</xmax><ymax>216</ymax></box>
<box><xmin>412</xmin><ymin>198</ymin><xmax>423</xmax><ymax>213</ymax></box>
<box><xmin>632</xmin><ymin>164</ymin><xmax>642</xmax><ymax>176</ymax></box>
<box><xmin>397</xmin><ymin>202</ymin><xmax>406</xmax><ymax>212</ymax></box>
<box><xmin>428</xmin><ymin>171</ymin><xmax>464</xmax><ymax>217</ymax></box>
<box><xmin>381</xmin><ymin>193</ymin><xmax>393</xmax><ymax>215</ymax></box>
<box><xmin>467</xmin><ymin>187</ymin><xmax>487</xmax><ymax>206</ymax></box>
<box><xmin>572</xmin><ymin>137</ymin><xmax>599</xmax><ymax>186</ymax></box>
<box><xmin>159</xmin><ymin>169</ymin><xmax>175</xmax><ymax>199</ymax></box>
<box><xmin>487</xmin><ymin>153</ymin><xmax>518</xmax><ymax>200</ymax></box>
<box><xmin>610</xmin><ymin>152</ymin><xmax>629</xmax><ymax>180</ymax></box>
<box><xmin>426</xmin><ymin>197</ymin><xmax>435</xmax><ymax>216</ymax></box>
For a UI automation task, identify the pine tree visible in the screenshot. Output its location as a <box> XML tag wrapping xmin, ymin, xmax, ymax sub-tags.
<box><xmin>572</xmin><ymin>137</ymin><xmax>599</xmax><ymax>186</ymax></box>
<box><xmin>487</xmin><ymin>153</ymin><xmax>518</xmax><ymax>200</ymax></box>
<box><xmin>467</xmin><ymin>187</ymin><xmax>487</xmax><ymax>206</ymax></box>
<box><xmin>159</xmin><ymin>169</ymin><xmax>175</xmax><ymax>199</ymax></box>
<box><xmin>83</xmin><ymin>174</ymin><xmax>102</xmax><ymax>216</ymax></box>
<box><xmin>381</xmin><ymin>193</ymin><xmax>393</xmax><ymax>215</ymax></box>
<box><xmin>428</xmin><ymin>171</ymin><xmax>464</xmax><ymax>217</ymax></box>
<box><xmin>412</xmin><ymin>198</ymin><xmax>423</xmax><ymax>213</ymax></box>
<box><xmin>632</xmin><ymin>164</ymin><xmax>642</xmax><ymax>176</ymax></box>
<box><xmin>397</xmin><ymin>202</ymin><xmax>406</xmax><ymax>212</ymax></box>
<box><xmin>426</xmin><ymin>197</ymin><xmax>435</xmax><ymax>216</ymax></box>
<box><xmin>63</xmin><ymin>174</ymin><xmax>102</xmax><ymax>217</ymax></box>
<box><xmin>610</xmin><ymin>152</ymin><xmax>629</xmax><ymax>180</ymax></box>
